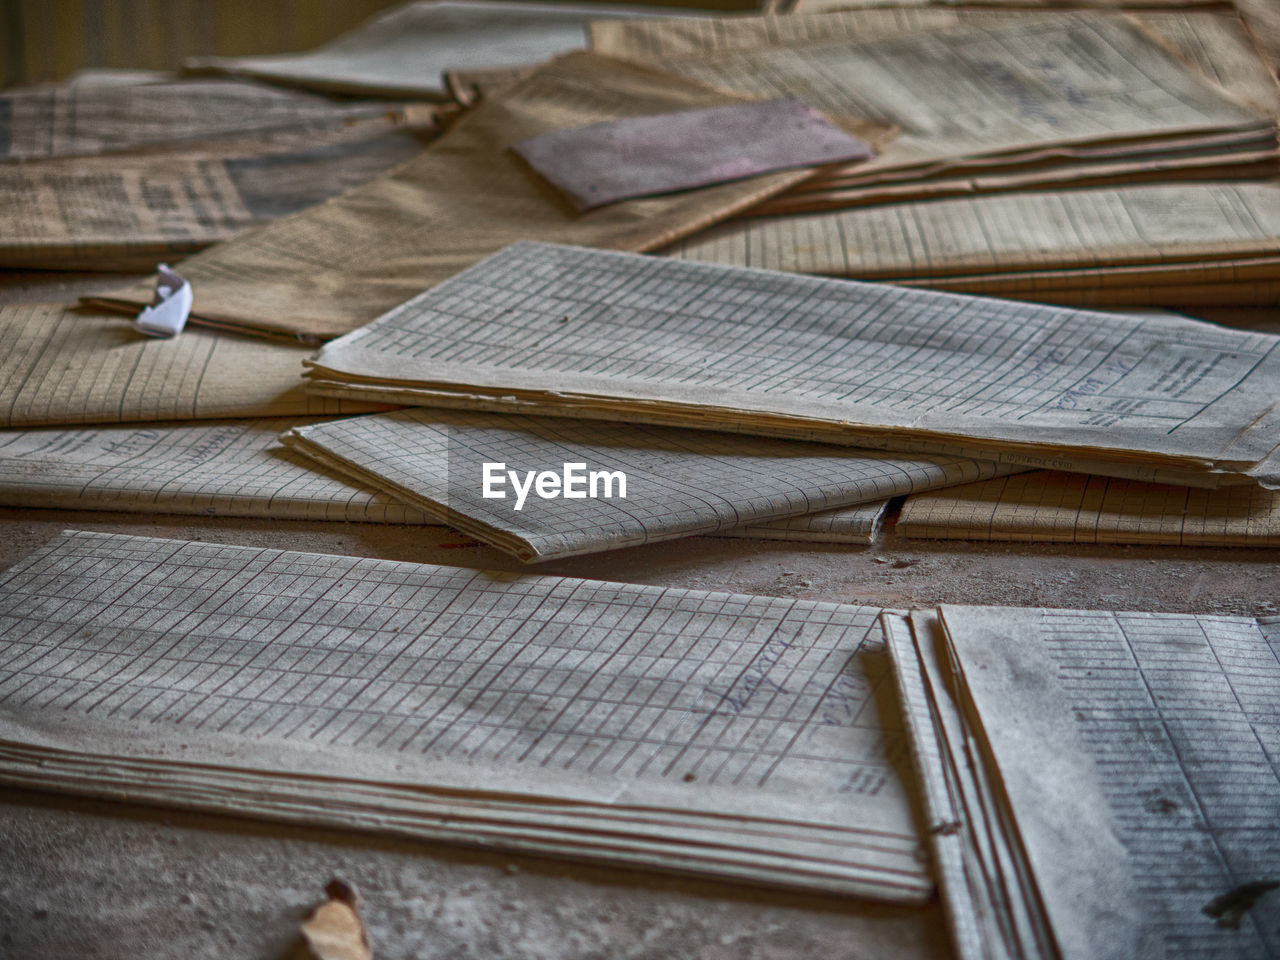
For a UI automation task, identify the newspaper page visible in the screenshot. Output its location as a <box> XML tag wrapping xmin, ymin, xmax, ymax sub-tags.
<box><xmin>88</xmin><ymin>52</ymin><xmax>890</xmax><ymax>341</ymax></box>
<box><xmin>0</xmin><ymin>530</ymin><xmax>930</xmax><ymax>900</ymax></box>
<box><xmin>305</xmin><ymin>242</ymin><xmax>1280</xmax><ymax>488</ymax></box>
<box><xmin>281</xmin><ymin>408</ymin><xmax>1012</xmax><ymax>562</ymax></box>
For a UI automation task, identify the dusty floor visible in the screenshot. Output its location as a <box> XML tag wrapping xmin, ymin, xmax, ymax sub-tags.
<box><xmin>1</xmin><ymin>506</ymin><xmax>1277</xmax><ymax>959</ymax></box>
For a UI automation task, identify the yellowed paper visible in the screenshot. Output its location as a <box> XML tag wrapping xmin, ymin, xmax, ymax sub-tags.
<box><xmin>1</xmin><ymin>123</ymin><xmax>434</xmax><ymax>271</ymax></box>
<box><xmin>897</xmin><ymin>468</ymin><xmax>1280</xmax><ymax>546</ymax></box>
<box><xmin>0</xmin><ymin>304</ymin><xmax>379</xmax><ymax>428</ymax></box>
<box><xmin>665</xmin><ymin>181</ymin><xmax>1280</xmax><ymax>305</ymax></box>
<box><xmin>0</xmin><ymin>78</ymin><xmax>412</xmax><ymax>162</ymax></box>
<box><xmin>301</xmin><ymin>881</ymin><xmax>373</xmax><ymax>960</ymax></box>
<box><xmin>89</xmin><ymin>52</ymin><xmax>891</xmax><ymax>341</ymax></box>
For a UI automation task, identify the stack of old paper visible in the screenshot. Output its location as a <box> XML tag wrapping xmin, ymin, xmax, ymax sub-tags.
<box><xmin>896</xmin><ymin>468</ymin><xmax>1280</xmax><ymax>546</ymax></box>
<box><xmin>884</xmin><ymin>605</ymin><xmax>1280</xmax><ymax>958</ymax></box>
<box><xmin>303</xmin><ymin>242</ymin><xmax>1280</xmax><ymax>489</ymax></box>
<box><xmin>0</xmin><ymin>529</ymin><xmax>931</xmax><ymax>899</ymax></box>
<box><xmin>0</xmin><ymin>79</ymin><xmax>441</xmax><ymax>271</ymax></box>
<box><xmin>87</xmin><ymin>53</ymin><xmax>890</xmax><ymax>340</ymax></box>
<box><xmin>279</xmin><ymin>408</ymin><xmax>1017</xmax><ymax>561</ymax></box>
<box><xmin>590</xmin><ymin>5</ymin><xmax>1280</xmax><ymax>306</ymax></box>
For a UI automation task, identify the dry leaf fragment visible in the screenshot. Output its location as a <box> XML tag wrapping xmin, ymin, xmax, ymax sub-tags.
<box><xmin>300</xmin><ymin>879</ymin><xmax>373</xmax><ymax>960</ymax></box>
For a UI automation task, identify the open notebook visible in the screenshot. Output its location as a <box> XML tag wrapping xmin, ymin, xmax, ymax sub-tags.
<box><xmin>304</xmin><ymin>242</ymin><xmax>1280</xmax><ymax>489</ymax></box>
<box><xmin>884</xmin><ymin>605</ymin><xmax>1280</xmax><ymax>959</ymax></box>
<box><xmin>0</xmin><ymin>531</ymin><xmax>929</xmax><ymax>900</ymax></box>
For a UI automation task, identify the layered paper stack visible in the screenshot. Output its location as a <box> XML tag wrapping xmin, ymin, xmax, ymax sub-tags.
<box><xmin>884</xmin><ymin>605</ymin><xmax>1280</xmax><ymax>958</ymax></box>
<box><xmin>590</xmin><ymin>5</ymin><xmax>1280</xmax><ymax>307</ymax></box>
<box><xmin>303</xmin><ymin>242</ymin><xmax>1280</xmax><ymax>490</ymax></box>
<box><xmin>0</xmin><ymin>530</ymin><xmax>931</xmax><ymax>900</ymax></box>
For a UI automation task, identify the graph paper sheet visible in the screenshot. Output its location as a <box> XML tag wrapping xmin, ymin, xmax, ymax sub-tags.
<box><xmin>282</xmin><ymin>409</ymin><xmax>1006</xmax><ymax>561</ymax></box>
<box><xmin>90</xmin><ymin>52</ymin><xmax>890</xmax><ymax>341</ymax></box>
<box><xmin>886</xmin><ymin>605</ymin><xmax>1280</xmax><ymax>959</ymax></box>
<box><xmin>897</xmin><ymin>469</ymin><xmax>1280</xmax><ymax>546</ymax></box>
<box><xmin>0</xmin><ymin>531</ymin><xmax>929</xmax><ymax>900</ymax></box>
<box><xmin>0</xmin><ymin>304</ymin><xmax>378</xmax><ymax>427</ymax></box>
<box><xmin>0</xmin><ymin>419</ymin><xmax>433</xmax><ymax>523</ymax></box>
<box><xmin>305</xmin><ymin>242</ymin><xmax>1280</xmax><ymax>489</ymax></box>
<box><xmin>720</xmin><ymin>500</ymin><xmax>889</xmax><ymax>545</ymax></box>
<box><xmin>592</xmin><ymin>12</ymin><xmax>1270</xmax><ymax>184</ymax></box>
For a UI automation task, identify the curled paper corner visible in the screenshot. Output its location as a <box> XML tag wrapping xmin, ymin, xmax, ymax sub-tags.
<box><xmin>134</xmin><ymin>264</ymin><xmax>193</xmax><ymax>338</ymax></box>
<box><xmin>300</xmin><ymin>878</ymin><xmax>374</xmax><ymax>960</ymax></box>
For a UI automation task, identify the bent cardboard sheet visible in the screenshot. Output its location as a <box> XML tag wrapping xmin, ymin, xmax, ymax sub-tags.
<box><xmin>305</xmin><ymin>242</ymin><xmax>1280</xmax><ymax>489</ymax></box>
<box><xmin>281</xmin><ymin>408</ymin><xmax>1013</xmax><ymax>561</ymax></box>
<box><xmin>0</xmin><ymin>530</ymin><xmax>930</xmax><ymax>900</ymax></box>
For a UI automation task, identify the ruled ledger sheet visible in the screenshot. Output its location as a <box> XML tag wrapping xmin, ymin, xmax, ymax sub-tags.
<box><xmin>305</xmin><ymin>242</ymin><xmax>1280</xmax><ymax>489</ymax></box>
<box><xmin>885</xmin><ymin>605</ymin><xmax>1280</xmax><ymax>959</ymax></box>
<box><xmin>897</xmin><ymin>469</ymin><xmax>1280</xmax><ymax>546</ymax></box>
<box><xmin>0</xmin><ymin>531</ymin><xmax>929</xmax><ymax>900</ymax></box>
<box><xmin>0</xmin><ymin>420</ymin><xmax>432</xmax><ymax>523</ymax></box>
<box><xmin>282</xmin><ymin>409</ymin><xmax>1010</xmax><ymax>561</ymax></box>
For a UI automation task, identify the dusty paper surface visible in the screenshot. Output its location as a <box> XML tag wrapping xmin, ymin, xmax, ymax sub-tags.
<box><xmin>281</xmin><ymin>408</ymin><xmax>1011</xmax><ymax>562</ymax></box>
<box><xmin>720</xmin><ymin>500</ymin><xmax>890</xmax><ymax>544</ymax></box>
<box><xmin>0</xmin><ymin>530</ymin><xmax>929</xmax><ymax>900</ymax></box>
<box><xmin>0</xmin><ymin>79</ymin><xmax>411</xmax><ymax>162</ymax></box>
<box><xmin>2</xmin><ymin>124</ymin><xmax>433</xmax><ymax>272</ymax></box>
<box><xmin>934</xmin><ymin>604</ymin><xmax>1280</xmax><ymax>958</ymax></box>
<box><xmin>306</xmin><ymin>242</ymin><xmax>1280</xmax><ymax>488</ymax></box>
<box><xmin>897</xmin><ymin>468</ymin><xmax>1280</xmax><ymax>546</ymax></box>
<box><xmin>665</xmin><ymin>180</ymin><xmax>1280</xmax><ymax>296</ymax></box>
<box><xmin>595</xmin><ymin>12</ymin><xmax>1270</xmax><ymax>180</ymax></box>
<box><xmin>0</xmin><ymin>419</ymin><xmax>431</xmax><ymax>523</ymax></box>
<box><xmin>185</xmin><ymin>0</ymin><xmax>687</xmax><ymax>98</ymax></box>
<box><xmin>0</xmin><ymin>304</ymin><xmax>379</xmax><ymax>427</ymax></box>
<box><xmin>93</xmin><ymin>52</ymin><xmax>890</xmax><ymax>341</ymax></box>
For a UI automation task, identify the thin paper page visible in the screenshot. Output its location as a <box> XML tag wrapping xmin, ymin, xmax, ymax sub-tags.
<box><xmin>719</xmin><ymin>500</ymin><xmax>890</xmax><ymax>544</ymax></box>
<box><xmin>0</xmin><ymin>530</ymin><xmax>929</xmax><ymax>900</ymax></box>
<box><xmin>306</xmin><ymin>242</ymin><xmax>1280</xmax><ymax>487</ymax></box>
<box><xmin>610</xmin><ymin>14</ymin><xmax>1267</xmax><ymax>177</ymax></box>
<box><xmin>281</xmin><ymin>408</ymin><xmax>1011</xmax><ymax>561</ymax></box>
<box><xmin>185</xmin><ymin>0</ymin><xmax>689</xmax><ymax>98</ymax></box>
<box><xmin>1</xmin><ymin>126</ymin><xmax>431</xmax><ymax>271</ymax></box>
<box><xmin>591</xmin><ymin>6</ymin><xmax>1280</xmax><ymax>116</ymax></box>
<box><xmin>938</xmin><ymin>605</ymin><xmax>1280</xmax><ymax>958</ymax></box>
<box><xmin>0</xmin><ymin>79</ymin><xmax>405</xmax><ymax>161</ymax></box>
<box><xmin>0</xmin><ymin>420</ymin><xmax>433</xmax><ymax>523</ymax></box>
<box><xmin>0</xmin><ymin>304</ymin><xmax>378</xmax><ymax>427</ymax></box>
<box><xmin>667</xmin><ymin>180</ymin><xmax>1280</xmax><ymax>281</ymax></box>
<box><xmin>898</xmin><ymin>469</ymin><xmax>1280</xmax><ymax>546</ymax></box>
<box><xmin>89</xmin><ymin>52</ymin><xmax>888</xmax><ymax>340</ymax></box>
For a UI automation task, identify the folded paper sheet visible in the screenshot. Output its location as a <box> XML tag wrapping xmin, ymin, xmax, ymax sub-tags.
<box><xmin>281</xmin><ymin>409</ymin><xmax>1012</xmax><ymax>561</ymax></box>
<box><xmin>0</xmin><ymin>420</ymin><xmax>431</xmax><ymax>523</ymax></box>
<box><xmin>0</xmin><ymin>78</ymin><xmax>413</xmax><ymax>162</ymax></box>
<box><xmin>0</xmin><ymin>123</ymin><xmax>433</xmax><ymax>272</ymax></box>
<box><xmin>0</xmin><ymin>530</ymin><xmax>930</xmax><ymax>900</ymax></box>
<box><xmin>305</xmin><ymin>242</ymin><xmax>1280</xmax><ymax>489</ymax></box>
<box><xmin>593</xmin><ymin>11</ymin><xmax>1275</xmax><ymax>183</ymax></box>
<box><xmin>897</xmin><ymin>468</ymin><xmax>1280</xmax><ymax>546</ymax></box>
<box><xmin>91</xmin><ymin>53</ymin><xmax>890</xmax><ymax>340</ymax></box>
<box><xmin>512</xmin><ymin>99</ymin><xmax>873</xmax><ymax>211</ymax></box>
<box><xmin>666</xmin><ymin>180</ymin><xmax>1280</xmax><ymax>307</ymax></box>
<box><xmin>0</xmin><ymin>304</ymin><xmax>379</xmax><ymax>427</ymax></box>
<box><xmin>884</xmin><ymin>605</ymin><xmax>1280</xmax><ymax>959</ymax></box>
<box><xmin>184</xmin><ymin>0</ymin><xmax>689</xmax><ymax>98</ymax></box>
